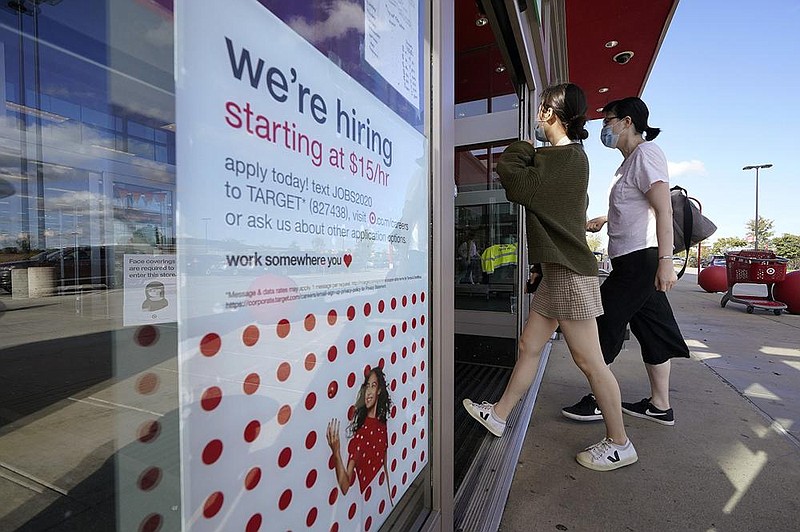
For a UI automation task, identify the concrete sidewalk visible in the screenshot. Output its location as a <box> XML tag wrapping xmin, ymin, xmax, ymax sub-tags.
<box><xmin>501</xmin><ymin>273</ymin><xmax>800</xmax><ymax>532</ymax></box>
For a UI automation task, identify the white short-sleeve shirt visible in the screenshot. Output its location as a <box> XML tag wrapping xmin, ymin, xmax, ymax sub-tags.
<box><xmin>606</xmin><ymin>142</ymin><xmax>669</xmax><ymax>259</ymax></box>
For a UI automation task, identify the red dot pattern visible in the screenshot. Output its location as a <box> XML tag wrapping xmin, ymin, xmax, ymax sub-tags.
<box><xmin>277</xmin><ymin>362</ymin><xmax>291</xmax><ymax>382</ymax></box>
<box><xmin>201</xmin><ymin>386</ymin><xmax>222</xmax><ymax>411</ymax></box>
<box><xmin>245</xmin><ymin>467</ymin><xmax>261</xmax><ymax>490</ymax></box>
<box><xmin>137</xmin><ymin>420</ymin><xmax>160</xmax><ymax>444</ymax></box>
<box><xmin>136</xmin><ymin>372</ymin><xmax>159</xmax><ymax>395</ymax></box>
<box><xmin>139</xmin><ymin>513</ymin><xmax>162</xmax><ymax>532</ymax></box>
<box><xmin>203</xmin><ymin>491</ymin><xmax>224</xmax><ymax>518</ymax></box>
<box><xmin>243</xmin><ymin>373</ymin><xmax>260</xmax><ymax>395</ymax></box>
<box><xmin>242</xmin><ymin>325</ymin><xmax>260</xmax><ymax>346</ymax></box>
<box><xmin>277</xmin><ymin>319</ymin><xmax>291</xmax><ymax>338</ymax></box>
<box><xmin>137</xmin><ymin>467</ymin><xmax>162</xmax><ymax>491</ymax></box>
<box><xmin>188</xmin><ymin>291</ymin><xmax>427</xmax><ymax>529</ymax></box>
<box><xmin>244</xmin><ymin>420</ymin><xmax>261</xmax><ymax>443</ymax></box>
<box><xmin>202</xmin><ymin>439</ymin><xmax>223</xmax><ymax>465</ymax></box>
<box><xmin>199</xmin><ymin>333</ymin><xmax>221</xmax><ymax>356</ymax></box>
<box><xmin>246</xmin><ymin>514</ymin><xmax>262</xmax><ymax>532</ymax></box>
<box><xmin>135</xmin><ymin>325</ymin><xmax>159</xmax><ymax>347</ymax></box>
<box><xmin>131</xmin><ymin>325</ymin><xmax>172</xmax><ymax>532</ymax></box>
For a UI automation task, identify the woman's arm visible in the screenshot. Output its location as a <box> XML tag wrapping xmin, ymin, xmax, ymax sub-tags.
<box><xmin>586</xmin><ymin>215</ymin><xmax>608</xmax><ymax>232</ymax></box>
<box><xmin>645</xmin><ymin>181</ymin><xmax>677</xmax><ymax>291</ymax></box>
<box><xmin>496</xmin><ymin>141</ymin><xmax>542</xmax><ymax>205</ymax></box>
<box><xmin>327</xmin><ymin>419</ymin><xmax>356</xmax><ymax>494</ymax></box>
<box><xmin>383</xmin><ymin>457</ymin><xmax>394</xmax><ymax>506</ymax></box>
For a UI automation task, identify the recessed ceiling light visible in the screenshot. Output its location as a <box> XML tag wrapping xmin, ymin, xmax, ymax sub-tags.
<box><xmin>495</xmin><ymin>64</ymin><xmax>506</xmax><ymax>73</ymax></box>
<box><xmin>605</xmin><ymin>40</ymin><xmax>619</xmax><ymax>48</ymax></box>
<box><xmin>475</xmin><ymin>14</ymin><xmax>489</xmax><ymax>26</ymax></box>
<box><xmin>598</xmin><ymin>87</ymin><xmax>609</xmax><ymax>93</ymax></box>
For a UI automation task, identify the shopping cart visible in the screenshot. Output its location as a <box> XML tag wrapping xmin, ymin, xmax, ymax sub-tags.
<box><xmin>720</xmin><ymin>250</ymin><xmax>789</xmax><ymax>315</ymax></box>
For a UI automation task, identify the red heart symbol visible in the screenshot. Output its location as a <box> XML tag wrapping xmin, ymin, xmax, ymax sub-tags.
<box><xmin>343</xmin><ymin>254</ymin><xmax>352</xmax><ymax>267</ymax></box>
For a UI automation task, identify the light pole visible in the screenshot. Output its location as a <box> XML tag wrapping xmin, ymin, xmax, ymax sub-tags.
<box><xmin>202</xmin><ymin>217</ymin><xmax>211</xmax><ymax>253</ymax></box>
<box><xmin>742</xmin><ymin>164</ymin><xmax>772</xmax><ymax>250</ymax></box>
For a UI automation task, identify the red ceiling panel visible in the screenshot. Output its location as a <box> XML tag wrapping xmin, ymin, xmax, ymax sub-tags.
<box><xmin>454</xmin><ymin>0</ymin><xmax>676</xmax><ymax>115</ymax></box>
<box><xmin>565</xmin><ymin>0</ymin><xmax>677</xmax><ymax>119</ymax></box>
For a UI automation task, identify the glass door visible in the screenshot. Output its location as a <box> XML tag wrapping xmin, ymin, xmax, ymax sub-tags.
<box><xmin>454</xmin><ymin>143</ymin><xmax>520</xmax><ymax>346</ymax></box>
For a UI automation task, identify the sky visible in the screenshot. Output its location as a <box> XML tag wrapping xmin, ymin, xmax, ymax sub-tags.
<box><xmin>582</xmin><ymin>0</ymin><xmax>800</xmax><ymax>248</ymax></box>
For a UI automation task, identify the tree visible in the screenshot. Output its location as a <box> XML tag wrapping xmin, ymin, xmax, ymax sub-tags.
<box><xmin>708</xmin><ymin>237</ymin><xmax>747</xmax><ymax>256</ymax></box>
<box><xmin>772</xmin><ymin>233</ymin><xmax>800</xmax><ymax>270</ymax></box>
<box><xmin>746</xmin><ymin>218</ymin><xmax>774</xmax><ymax>249</ymax></box>
<box><xmin>585</xmin><ymin>234</ymin><xmax>603</xmax><ymax>253</ymax></box>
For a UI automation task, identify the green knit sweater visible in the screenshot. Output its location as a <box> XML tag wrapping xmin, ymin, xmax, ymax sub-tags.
<box><xmin>496</xmin><ymin>141</ymin><xmax>598</xmax><ymax>276</ymax></box>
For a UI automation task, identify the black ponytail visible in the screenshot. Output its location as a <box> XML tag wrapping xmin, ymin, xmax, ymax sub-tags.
<box><xmin>644</xmin><ymin>126</ymin><xmax>661</xmax><ymax>140</ymax></box>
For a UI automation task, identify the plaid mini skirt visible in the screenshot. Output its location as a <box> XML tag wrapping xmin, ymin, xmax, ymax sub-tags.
<box><xmin>531</xmin><ymin>262</ymin><xmax>603</xmax><ymax>321</ymax></box>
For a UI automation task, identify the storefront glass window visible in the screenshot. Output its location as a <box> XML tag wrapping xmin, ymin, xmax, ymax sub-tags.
<box><xmin>1</xmin><ymin>1</ymin><xmax>432</xmax><ymax>531</ymax></box>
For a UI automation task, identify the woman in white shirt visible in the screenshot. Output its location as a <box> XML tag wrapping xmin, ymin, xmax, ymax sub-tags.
<box><xmin>562</xmin><ymin>97</ymin><xmax>689</xmax><ymax>426</ymax></box>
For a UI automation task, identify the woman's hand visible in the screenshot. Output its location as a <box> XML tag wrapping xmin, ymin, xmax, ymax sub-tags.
<box><xmin>327</xmin><ymin>418</ymin><xmax>355</xmax><ymax>495</ymax></box>
<box><xmin>326</xmin><ymin>419</ymin><xmax>341</xmax><ymax>454</ymax></box>
<box><xmin>655</xmin><ymin>260</ymin><xmax>677</xmax><ymax>292</ymax></box>
<box><xmin>586</xmin><ymin>216</ymin><xmax>608</xmax><ymax>232</ymax></box>
<box><xmin>385</xmin><ymin>463</ymin><xmax>394</xmax><ymax>506</ymax></box>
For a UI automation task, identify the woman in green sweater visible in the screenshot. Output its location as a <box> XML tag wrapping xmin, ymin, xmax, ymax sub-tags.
<box><xmin>463</xmin><ymin>83</ymin><xmax>637</xmax><ymax>471</ymax></box>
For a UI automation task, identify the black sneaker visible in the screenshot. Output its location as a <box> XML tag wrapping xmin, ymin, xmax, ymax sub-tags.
<box><xmin>621</xmin><ymin>398</ymin><xmax>674</xmax><ymax>426</ymax></box>
<box><xmin>561</xmin><ymin>394</ymin><xmax>603</xmax><ymax>422</ymax></box>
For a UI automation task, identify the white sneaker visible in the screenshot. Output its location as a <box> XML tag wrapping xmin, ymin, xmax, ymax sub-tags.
<box><xmin>462</xmin><ymin>398</ymin><xmax>506</xmax><ymax>437</ymax></box>
<box><xmin>576</xmin><ymin>438</ymin><xmax>638</xmax><ymax>471</ymax></box>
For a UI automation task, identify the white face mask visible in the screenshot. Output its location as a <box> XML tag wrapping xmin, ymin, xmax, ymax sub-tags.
<box><xmin>534</xmin><ymin>123</ymin><xmax>548</xmax><ymax>142</ymax></box>
<box><xmin>534</xmin><ymin>106</ymin><xmax>552</xmax><ymax>142</ymax></box>
<box><xmin>600</xmin><ymin>118</ymin><xmax>624</xmax><ymax>149</ymax></box>
<box><xmin>600</xmin><ymin>124</ymin><xmax>618</xmax><ymax>148</ymax></box>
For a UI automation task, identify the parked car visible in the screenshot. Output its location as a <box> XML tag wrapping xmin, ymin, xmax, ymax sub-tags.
<box><xmin>701</xmin><ymin>255</ymin><xmax>726</xmax><ymax>268</ymax></box>
<box><xmin>0</xmin><ymin>246</ymin><xmax>109</xmax><ymax>293</ymax></box>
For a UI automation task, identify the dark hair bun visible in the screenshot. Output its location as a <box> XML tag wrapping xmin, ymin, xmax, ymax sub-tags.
<box><xmin>567</xmin><ymin>114</ymin><xmax>589</xmax><ymax>141</ymax></box>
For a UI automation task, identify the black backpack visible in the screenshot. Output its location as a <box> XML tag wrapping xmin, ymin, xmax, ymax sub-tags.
<box><xmin>671</xmin><ymin>185</ymin><xmax>718</xmax><ymax>278</ymax></box>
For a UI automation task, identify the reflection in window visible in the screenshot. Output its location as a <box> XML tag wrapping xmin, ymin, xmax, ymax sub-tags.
<box><xmin>454</xmin><ymin>143</ymin><xmax>519</xmax><ymax>312</ymax></box>
<box><xmin>455</xmin><ymin>143</ymin><xmax>512</xmax><ymax>192</ymax></box>
<box><xmin>491</xmin><ymin>93</ymin><xmax>519</xmax><ymax>112</ymax></box>
<box><xmin>455</xmin><ymin>201</ymin><xmax>518</xmax><ymax>312</ymax></box>
<box><xmin>0</xmin><ymin>3</ymin><xmax>178</xmax><ymax>528</ymax></box>
<box><xmin>455</xmin><ymin>99</ymin><xmax>488</xmax><ymax>118</ymax></box>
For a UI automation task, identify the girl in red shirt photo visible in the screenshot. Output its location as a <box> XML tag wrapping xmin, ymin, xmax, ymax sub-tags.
<box><xmin>327</xmin><ymin>367</ymin><xmax>394</xmax><ymax>504</ymax></box>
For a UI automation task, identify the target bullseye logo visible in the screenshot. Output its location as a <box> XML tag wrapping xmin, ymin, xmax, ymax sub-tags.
<box><xmin>369</xmin><ymin>211</ymin><xmax>376</xmax><ymax>224</ymax></box>
<box><xmin>767</xmin><ymin>267</ymin><xmax>775</xmax><ymax>275</ymax></box>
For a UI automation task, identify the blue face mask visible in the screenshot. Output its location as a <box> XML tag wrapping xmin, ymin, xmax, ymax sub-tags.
<box><xmin>600</xmin><ymin>123</ymin><xmax>619</xmax><ymax>149</ymax></box>
<box><xmin>534</xmin><ymin>123</ymin><xmax>548</xmax><ymax>142</ymax></box>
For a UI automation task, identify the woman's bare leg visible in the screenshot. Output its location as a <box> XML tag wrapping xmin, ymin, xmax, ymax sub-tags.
<box><xmin>646</xmin><ymin>360</ymin><xmax>671</xmax><ymax>410</ymax></box>
<box><xmin>493</xmin><ymin>311</ymin><xmax>559</xmax><ymax>420</ymax></box>
<box><xmin>558</xmin><ymin>318</ymin><xmax>627</xmax><ymax>444</ymax></box>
